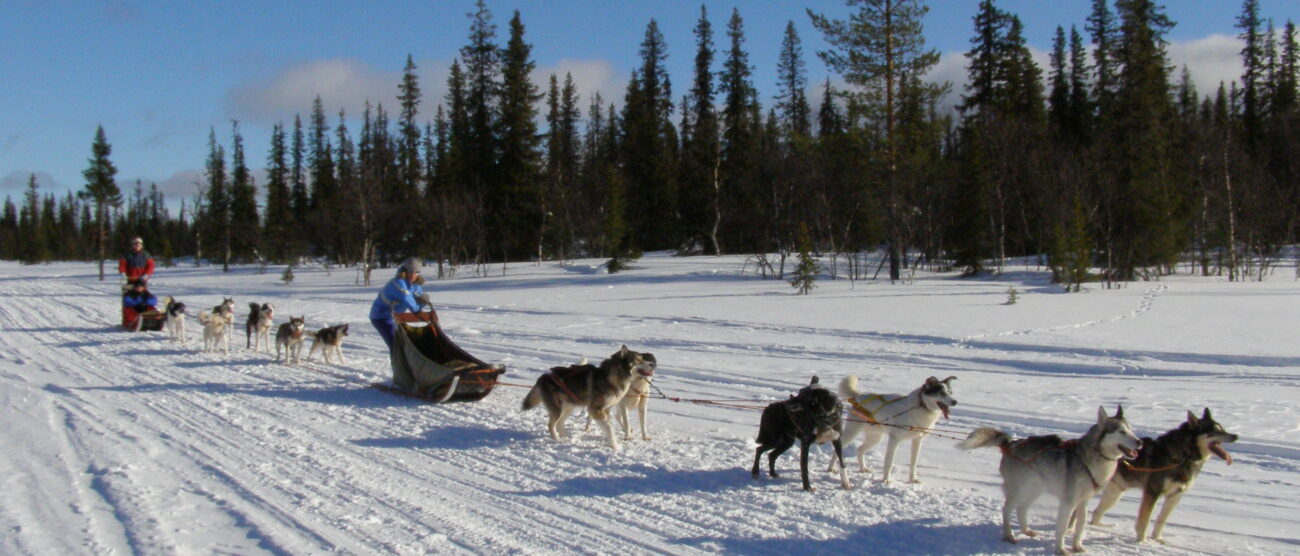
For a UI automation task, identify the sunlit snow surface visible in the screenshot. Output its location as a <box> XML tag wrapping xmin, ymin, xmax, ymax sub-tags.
<box><xmin>1</xmin><ymin>254</ymin><xmax>1296</xmax><ymax>554</ymax></box>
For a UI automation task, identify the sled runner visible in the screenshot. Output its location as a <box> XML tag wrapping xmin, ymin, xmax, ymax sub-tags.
<box><xmin>391</xmin><ymin>310</ymin><xmax>505</xmax><ymax>402</ymax></box>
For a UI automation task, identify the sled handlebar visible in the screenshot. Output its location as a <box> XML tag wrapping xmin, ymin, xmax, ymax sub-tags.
<box><xmin>395</xmin><ymin>310</ymin><xmax>439</xmax><ymax>324</ymax></box>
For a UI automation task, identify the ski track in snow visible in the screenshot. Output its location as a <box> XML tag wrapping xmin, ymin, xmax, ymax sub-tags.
<box><xmin>0</xmin><ymin>259</ymin><xmax>1296</xmax><ymax>555</ymax></box>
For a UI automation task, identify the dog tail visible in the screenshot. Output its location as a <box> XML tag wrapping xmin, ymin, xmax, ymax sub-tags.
<box><xmin>521</xmin><ymin>384</ymin><xmax>543</xmax><ymax>411</ymax></box>
<box><xmin>197</xmin><ymin>310</ymin><xmax>211</xmax><ymax>325</ymax></box>
<box><xmin>838</xmin><ymin>375</ymin><xmax>860</xmax><ymax>400</ymax></box>
<box><xmin>959</xmin><ymin>427</ymin><xmax>1011</xmax><ymax>451</ymax></box>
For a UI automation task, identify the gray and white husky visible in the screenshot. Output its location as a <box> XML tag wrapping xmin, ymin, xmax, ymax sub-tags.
<box><xmin>245</xmin><ymin>302</ymin><xmax>275</xmax><ymax>352</ymax></box>
<box><xmin>828</xmin><ymin>375</ymin><xmax>957</xmax><ymax>483</ymax></box>
<box><xmin>960</xmin><ymin>406</ymin><xmax>1142</xmax><ymax>555</ymax></box>
<box><xmin>1089</xmin><ymin>408</ymin><xmax>1238</xmax><ymax>544</ymax></box>
<box><xmin>197</xmin><ymin>298</ymin><xmax>235</xmax><ymax>353</ymax></box>
<box><xmin>583</xmin><ymin>353</ymin><xmax>658</xmax><ymax>441</ymax></box>
<box><xmin>275</xmin><ymin>316</ymin><xmax>307</xmax><ymax>365</ymax></box>
<box><xmin>307</xmin><ymin>323</ymin><xmax>349</xmax><ymax>364</ymax></box>
<box><xmin>161</xmin><ymin>296</ymin><xmax>187</xmax><ymax>343</ymax></box>
<box><xmin>522</xmin><ymin>345</ymin><xmax>656</xmax><ymax>451</ymax></box>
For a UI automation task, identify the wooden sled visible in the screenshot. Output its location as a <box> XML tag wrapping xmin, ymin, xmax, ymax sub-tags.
<box><xmin>391</xmin><ymin>310</ymin><xmax>505</xmax><ymax>403</ymax></box>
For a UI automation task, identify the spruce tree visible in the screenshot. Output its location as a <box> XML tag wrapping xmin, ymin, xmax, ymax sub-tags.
<box><xmin>264</xmin><ymin>123</ymin><xmax>293</xmax><ymax>262</ymax></box>
<box><xmin>20</xmin><ymin>175</ymin><xmax>48</xmax><ymax>264</ymax></box>
<box><xmin>719</xmin><ymin>8</ymin><xmax>763</xmax><ymax>254</ymax></box>
<box><xmin>678</xmin><ymin>5</ymin><xmax>720</xmax><ymax>254</ymax></box>
<box><xmin>203</xmin><ymin>128</ymin><xmax>230</xmax><ymax>271</ymax></box>
<box><xmin>228</xmin><ymin>121</ymin><xmax>259</xmax><ymax>262</ymax></box>
<box><xmin>809</xmin><ymin>0</ymin><xmax>941</xmax><ymax>282</ymax></box>
<box><xmin>775</xmin><ymin>21</ymin><xmax>811</xmax><ymax>138</ymax></box>
<box><xmin>622</xmin><ymin>19</ymin><xmax>677</xmax><ymax>252</ymax></box>
<box><xmin>1237</xmin><ymin>0</ymin><xmax>1265</xmax><ymax>146</ymax></box>
<box><xmin>80</xmin><ymin>125</ymin><xmax>121</xmax><ymax>280</ymax></box>
<box><xmin>497</xmin><ymin>10</ymin><xmax>543</xmax><ymax>262</ymax></box>
<box><xmin>790</xmin><ymin>222</ymin><xmax>818</xmax><ymax>294</ymax></box>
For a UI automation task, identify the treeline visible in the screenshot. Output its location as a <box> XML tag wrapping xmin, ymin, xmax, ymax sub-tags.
<box><xmin>5</xmin><ymin>0</ymin><xmax>1298</xmax><ymax>286</ymax></box>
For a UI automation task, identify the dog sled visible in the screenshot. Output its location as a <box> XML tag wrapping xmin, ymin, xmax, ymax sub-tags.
<box><xmin>122</xmin><ymin>309</ymin><xmax>165</xmax><ymax>332</ymax></box>
<box><xmin>390</xmin><ymin>310</ymin><xmax>505</xmax><ymax>403</ymax></box>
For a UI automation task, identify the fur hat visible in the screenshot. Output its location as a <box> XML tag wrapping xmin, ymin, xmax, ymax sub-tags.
<box><xmin>399</xmin><ymin>258</ymin><xmax>423</xmax><ymax>276</ymax></box>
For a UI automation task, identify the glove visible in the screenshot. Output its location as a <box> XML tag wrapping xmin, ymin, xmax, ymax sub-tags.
<box><xmin>416</xmin><ymin>293</ymin><xmax>432</xmax><ymax>310</ymax></box>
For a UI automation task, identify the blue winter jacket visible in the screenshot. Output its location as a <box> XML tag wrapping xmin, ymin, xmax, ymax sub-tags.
<box><xmin>123</xmin><ymin>290</ymin><xmax>158</xmax><ymax>311</ymax></box>
<box><xmin>369</xmin><ymin>277</ymin><xmax>425</xmax><ymax>320</ymax></box>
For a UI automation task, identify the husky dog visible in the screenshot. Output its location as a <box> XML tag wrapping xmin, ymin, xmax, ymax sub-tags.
<box><xmin>161</xmin><ymin>296</ymin><xmax>187</xmax><ymax>343</ymax></box>
<box><xmin>275</xmin><ymin>316</ymin><xmax>307</xmax><ymax>365</ymax></box>
<box><xmin>245</xmin><ymin>302</ymin><xmax>275</xmax><ymax>352</ymax></box>
<box><xmin>1089</xmin><ymin>408</ymin><xmax>1238</xmax><ymax>543</ymax></box>
<box><xmin>829</xmin><ymin>375</ymin><xmax>957</xmax><ymax>483</ymax></box>
<box><xmin>197</xmin><ymin>298</ymin><xmax>235</xmax><ymax>353</ymax></box>
<box><xmin>522</xmin><ymin>345</ymin><xmax>656</xmax><ymax>451</ymax></box>
<box><xmin>583</xmin><ymin>353</ymin><xmax>658</xmax><ymax>441</ymax></box>
<box><xmin>307</xmin><ymin>324</ymin><xmax>350</xmax><ymax>364</ymax></box>
<box><xmin>960</xmin><ymin>406</ymin><xmax>1142</xmax><ymax>555</ymax></box>
<box><xmin>752</xmin><ymin>377</ymin><xmax>853</xmax><ymax>492</ymax></box>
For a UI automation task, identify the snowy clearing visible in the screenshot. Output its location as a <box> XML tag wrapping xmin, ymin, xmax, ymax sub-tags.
<box><xmin>1</xmin><ymin>254</ymin><xmax>1297</xmax><ymax>555</ymax></box>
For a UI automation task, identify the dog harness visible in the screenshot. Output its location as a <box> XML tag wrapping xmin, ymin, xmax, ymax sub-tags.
<box><xmin>544</xmin><ymin>368</ymin><xmax>585</xmax><ymax>403</ymax></box>
<box><xmin>847</xmin><ymin>394</ymin><xmax>913</xmax><ymax>424</ymax></box>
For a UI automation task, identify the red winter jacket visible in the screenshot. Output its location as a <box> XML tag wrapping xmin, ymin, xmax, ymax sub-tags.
<box><xmin>119</xmin><ymin>249</ymin><xmax>155</xmax><ymax>283</ymax></box>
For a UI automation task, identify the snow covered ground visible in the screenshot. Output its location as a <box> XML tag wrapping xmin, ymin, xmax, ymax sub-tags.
<box><xmin>1</xmin><ymin>254</ymin><xmax>1296</xmax><ymax>555</ymax></box>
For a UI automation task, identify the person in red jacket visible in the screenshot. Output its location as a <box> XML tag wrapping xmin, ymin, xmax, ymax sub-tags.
<box><xmin>118</xmin><ymin>236</ymin><xmax>155</xmax><ymax>292</ymax></box>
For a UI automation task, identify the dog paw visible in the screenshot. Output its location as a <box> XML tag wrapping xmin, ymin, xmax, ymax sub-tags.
<box><xmin>1088</xmin><ymin>519</ymin><xmax>1111</xmax><ymax>528</ymax></box>
<box><xmin>1001</xmin><ymin>534</ymin><xmax>1017</xmax><ymax>544</ymax></box>
<box><xmin>1152</xmin><ymin>536</ymin><xmax>1166</xmax><ymax>544</ymax></box>
<box><xmin>1069</xmin><ymin>544</ymin><xmax>1086</xmax><ymax>553</ymax></box>
<box><xmin>1022</xmin><ymin>529</ymin><xmax>1038</xmax><ymax>538</ymax></box>
<box><xmin>907</xmin><ymin>478</ymin><xmax>922</xmax><ymax>484</ymax></box>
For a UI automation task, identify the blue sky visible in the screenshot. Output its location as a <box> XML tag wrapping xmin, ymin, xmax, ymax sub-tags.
<box><xmin>2</xmin><ymin>0</ymin><xmax>1296</xmax><ymax>210</ymax></box>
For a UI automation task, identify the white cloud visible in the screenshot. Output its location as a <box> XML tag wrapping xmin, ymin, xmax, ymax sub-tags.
<box><xmin>0</xmin><ymin>171</ymin><xmax>60</xmax><ymax>195</ymax></box>
<box><xmin>1168</xmin><ymin>33</ymin><xmax>1243</xmax><ymax>97</ymax></box>
<box><xmin>533</xmin><ymin>58</ymin><xmax>625</xmax><ymax>109</ymax></box>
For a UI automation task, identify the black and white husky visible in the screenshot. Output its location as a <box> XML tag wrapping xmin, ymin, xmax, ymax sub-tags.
<box><xmin>522</xmin><ymin>345</ymin><xmax>656</xmax><ymax>452</ymax></box>
<box><xmin>307</xmin><ymin>323</ymin><xmax>349</xmax><ymax>364</ymax></box>
<box><xmin>275</xmin><ymin>316</ymin><xmax>306</xmax><ymax>365</ymax></box>
<box><xmin>960</xmin><ymin>406</ymin><xmax>1143</xmax><ymax>555</ymax></box>
<box><xmin>245</xmin><ymin>302</ymin><xmax>274</xmax><ymax>352</ymax></box>
<box><xmin>161</xmin><ymin>296</ymin><xmax>187</xmax><ymax>343</ymax></box>
<box><xmin>828</xmin><ymin>375</ymin><xmax>957</xmax><ymax>483</ymax></box>
<box><xmin>197</xmin><ymin>298</ymin><xmax>235</xmax><ymax>353</ymax></box>
<box><xmin>1089</xmin><ymin>408</ymin><xmax>1238</xmax><ymax>544</ymax></box>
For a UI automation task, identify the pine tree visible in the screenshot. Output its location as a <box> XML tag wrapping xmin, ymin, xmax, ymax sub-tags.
<box><xmin>19</xmin><ymin>175</ymin><xmax>48</xmax><ymax>264</ymax></box>
<box><xmin>228</xmin><ymin>121</ymin><xmax>259</xmax><ymax>262</ymax></box>
<box><xmin>1087</xmin><ymin>0</ymin><xmax>1119</xmax><ymax>116</ymax></box>
<box><xmin>809</xmin><ymin>0</ymin><xmax>942</xmax><ymax>282</ymax></box>
<box><xmin>0</xmin><ymin>197</ymin><xmax>17</xmax><ymax>260</ymax></box>
<box><xmin>203</xmin><ymin>128</ymin><xmax>230</xmax><ymax>271</ymax></box>
<box><xmin>719</xmin><ymin>8</ymin><xmax>764</xmax><ymax>254</ymax></box>
<box><xmin>1107</xmin><ymin>0</ymin><xmax>1178</xmax><ymax>278</ymax></box>
<box><xmin>1237</xmin><ymin>0</ymin><xmax>1265</xmax><ymax>146</ymax></box>
<box><xmin>264</xmin><ymin>123</ymin><xmax>293</xmax><ymax>262</ymax></box>
<box><xmin>461</xmin><ymin>0</ymin><xmax>500</xmax><ymax>256</ymax></box>
<box><xmin>290</xmin><ymin>115</ymin><xmax>309</xmax><ymax>237</ymax></box>
<box><xmin>622</xmin><ymin>19</ymin><xmax>677</xmax><ymax>252</ymax></box>
<box><xmin>790</xmin><ymin>223</ymin><xmax>818</xmax><ymax>294</ymax></box>
<box><xmin>678</xmin><ymin>5</ymin><xmax>720</xmax><ymax>255</ymax></box>
<box><xmin>497</xmin><ymin>10</ymin><xmax>543</xmax><ymax>263</ymax></box>
<box><xmin>776</xmin><ymin>21</ymin><xmax>811</xmax><ymax>138</ymax></box>
<box><xmin>80</xmin><ymin>125</ymin><xmax>121</xmax><ymax>280</ymax></box>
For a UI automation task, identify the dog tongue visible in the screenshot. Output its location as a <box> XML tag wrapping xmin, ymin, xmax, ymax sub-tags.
<box><xmin>1210</xmin><ymin>442</ymin><xmax>1232</xmax><ymax>465</ymax></box>
<box><xmin>938</xmin><ymin>402</ymin><xmax>950</xmax><ymax>419</ymax></box>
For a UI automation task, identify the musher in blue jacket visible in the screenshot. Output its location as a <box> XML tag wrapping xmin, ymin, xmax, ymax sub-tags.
<box><xmin>369</xmin><ymin>258</ymin><xmax>429</xmax><ymax>349</ymax></box>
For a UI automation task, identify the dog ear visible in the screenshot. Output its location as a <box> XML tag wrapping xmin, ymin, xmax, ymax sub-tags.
<box><xmin>619</xmin><ymin>345</ymin><xmax>629</xmax><ymax>356</ymax></box>
<box><xmin>1202</xmin><ymin>407</ymin><xmax>1212</xmax><ymax>421</ymax></box>
<box><xmin>924</xmin><ymin>376</ymin><xmax>939</xmax><ymax>386</ymax></box>
<box><xmin>808</xmin><ymin>376</ymin><xmax>820</xmax><ymax>386</ymax></box>
<box><xmin>1115</xmin><ymin>404</ymin><xmax>1124</xmax><ymax>419</ymax></box>
<box><xmin>1186</xmin><ymin>410</ymin><xmax>1200</xmax><ymax>426</ymax></box>
<box><xmin>1097</xmin><ymin>406</ymin><xmax>1108</xmax><ymax>424</ymax></box>
<box><xmin>942</xmin><ymin>376</ymin><xmax>957</xmax><ymax>384</ymax></box>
